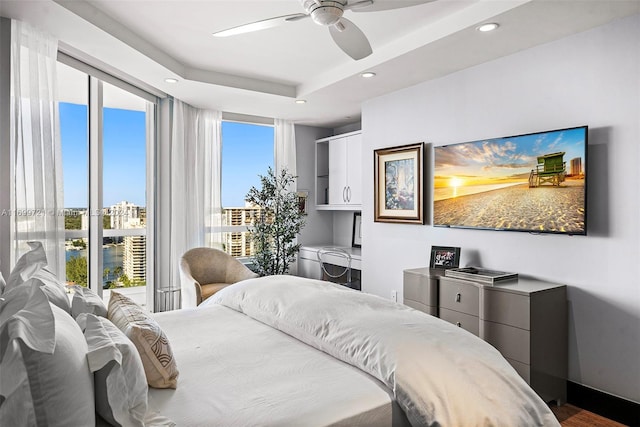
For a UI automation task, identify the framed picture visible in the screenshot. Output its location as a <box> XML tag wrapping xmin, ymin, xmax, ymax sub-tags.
<box><xmin>352</xmin><ymin>212</ymin><xmax>362</xmax><ymax>248</ymax></box>
<box><xmin>429</xmin><ymin>246</ymin><xmax>461</xmax><ymax>269</ymax></box>
<box><xmin>374</xmin><ymin>143</ymin><xmax>424</xmax><ymax>224</ymax></box>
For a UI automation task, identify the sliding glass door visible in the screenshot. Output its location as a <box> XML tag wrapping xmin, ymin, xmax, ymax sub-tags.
<box><xmin>58</xmin><ymin>61</ymin><xmax>155</xmax><ymax>309</ymax></box>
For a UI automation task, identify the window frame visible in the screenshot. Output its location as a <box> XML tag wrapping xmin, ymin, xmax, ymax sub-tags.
<box><xmin>218</xmin><ymin>118</ymin><xmax>274</xmax><ymax>261</ymax></box>
<box><xmin>57</xmin><ymin>55</ymin><xmax>158</xmax><ymax>308</ymax></box>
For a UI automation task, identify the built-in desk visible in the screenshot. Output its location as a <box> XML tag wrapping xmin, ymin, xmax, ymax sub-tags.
<box><xmin>403</xmin><ymin>267</ymin><xmax>567</xmax><ymax>404</ymax></box>
<box><xmin>298</xmin><ymin>245</ymin><xmax>361</xmax><ymax>289</ymax></box>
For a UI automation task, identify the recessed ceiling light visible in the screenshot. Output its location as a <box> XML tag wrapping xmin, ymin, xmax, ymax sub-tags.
<box><xmin>165</xmin><ymin>78</ymin><xmax>178</xmax><ymax>83</ymax></box>
<box><xmin>295</xmin><ymin>99</ymin><xmax>307</xmax><ymax>104</ymax></box>
<box><xmin>361</xmin><ymin>72</ymin><xmax>376</xmax><ymax>78</ymax></box>
<box><xmin>477</xmin><ymin>23</ymin><xmax>499</xmax><ymax>32</ymax></box>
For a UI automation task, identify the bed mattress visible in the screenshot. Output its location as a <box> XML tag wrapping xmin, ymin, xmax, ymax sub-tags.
<box><xmin>149</xmin><ymin>304</ymin><xmax>410</xmax><ymax>427</ymax></box>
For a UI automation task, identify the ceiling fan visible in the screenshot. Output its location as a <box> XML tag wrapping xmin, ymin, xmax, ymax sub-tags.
<box><xmin>212</xmin><ymin>0</ymin><xmax>435</xmax><ymax>60</ymax></box>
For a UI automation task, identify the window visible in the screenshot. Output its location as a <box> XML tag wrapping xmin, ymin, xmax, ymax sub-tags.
<box><xmin>220</xmin><ymin>121</ymin><xmax>273</xmax><ymax>258</ymax></box>
<box><xmin>58</xmin><ymin>61</ymin><xmax>154</xmax><ymax>309</ymax></box>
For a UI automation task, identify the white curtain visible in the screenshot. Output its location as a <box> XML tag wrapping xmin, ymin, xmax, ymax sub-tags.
<box><xmin>10</xmin><ymin>20</ymin><xmax>64</xmax><ymax>277</ymax></box>
<box><xmin>168</xmin><ymin>99</ymin><xmax>221</xmax><ymax>289</ymax></box>
<box><xmin>274</xmin><ymin>118</ymin><xmax>297</xmax><ymax>190</ymax></box>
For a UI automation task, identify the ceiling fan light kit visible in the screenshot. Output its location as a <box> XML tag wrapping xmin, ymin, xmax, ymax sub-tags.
<box><xmin>301</xmin><ymin>0</ymin><xmax>345</xmax><ymax>26</ymax></box>
<box><xmin>213</xmin><ymin>0</ymin><xmax>434</xmax><ymax>60</ymax></box>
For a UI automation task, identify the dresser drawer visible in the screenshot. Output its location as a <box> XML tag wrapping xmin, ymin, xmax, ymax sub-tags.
<box><xmin>482</xmin><ymin>321</ymin><xmax>530</xmax><ymax>364</ymax></box>
<box><xmin>439</xmin><ymin>279</ymin><xmax>479</xmax><ymax>316</ymax></box>
<box><xmin>403</xmin><ymin>271</ymin><xmax>438</xmax><ymax>306</ymax></box>
<box><xmin>439</xmin><ymin>307</ymin><xmax>479</xmax><ymax>336</ymax></box>
<box><xmin>482</xmin><ymin>288</ymin><xmax>530</xmax><ymax>330</ymax></box>
<box><xmin>404</xmin><ymin>299</ymin><xmax>437</xmax><ymax>316</ymax></box>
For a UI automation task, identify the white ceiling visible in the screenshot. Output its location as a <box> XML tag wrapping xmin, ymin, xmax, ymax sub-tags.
<box><xmin>1</xmin><ymin>0</ymin><xmax>638</xmax><ymax>128</ymax></box>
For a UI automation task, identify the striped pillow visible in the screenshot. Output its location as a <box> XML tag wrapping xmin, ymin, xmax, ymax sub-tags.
<box><xmin>107</xmin><ymin>291</ymin><xmax>179</xmax><ymax>389</ymax></box>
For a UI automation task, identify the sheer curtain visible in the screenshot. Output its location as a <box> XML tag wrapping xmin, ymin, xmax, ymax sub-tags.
<box><xmin>10</xmin><ymin>20</ymin><xmax>64</xmax><ymax>277</ymax></box>
<box><xmin>168</xmin><ymin>99</ymin><xmax>221</xmax><ymax>289</ymax></box>
<box><xmin>274</xmin><ymin>118</ymin><xmax>297</xmax><ymax>191</ymax></box>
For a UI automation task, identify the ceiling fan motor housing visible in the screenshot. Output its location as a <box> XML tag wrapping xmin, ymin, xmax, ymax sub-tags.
<box><xmin>300</xmin><ymin>0</ymin><xmax>346</xmax><ymax>26</ymax></box>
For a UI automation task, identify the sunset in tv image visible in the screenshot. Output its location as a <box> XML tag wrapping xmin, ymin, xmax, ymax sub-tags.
<box><xmin>434</xmin><ymin>127</ymin><xmax>587</xmax><ymax>234</ymax></box>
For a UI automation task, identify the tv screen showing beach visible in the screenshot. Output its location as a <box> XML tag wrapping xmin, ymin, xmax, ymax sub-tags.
<box><xmin>434</xmin><ymin>126</ymin><xmax>587</xmax><ymax>235</ymax></box>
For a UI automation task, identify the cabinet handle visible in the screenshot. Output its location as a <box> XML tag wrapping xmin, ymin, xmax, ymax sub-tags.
<box><xmin>347</xmin><ymin>186</ymin><xmax>351</xmax><ymax>202</ymax></box>
<box><xmin>342</xmin><ymin>187</ymin><xmax>347</xmax><ymax>202</ymax></box>
<box><xmin>455</xmin><ymin>293</ymin><xmax>461</xmax><ymax>303</ymax></box>
<box><xmin>456</xmin><ymin>322</ymin><xmax>462</xmax><ymax>327</ymax></box>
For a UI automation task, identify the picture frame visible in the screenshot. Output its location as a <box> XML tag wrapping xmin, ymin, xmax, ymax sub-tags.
<box><xmin>374</xmin><ymin>143</ymin><xmax>424</xmax><ymax>224</ymax></box>
<box><xmin>429</xmin><ymin>246</ymin><xmax>461</xmax><ymax>269</ymax></box>
<box><xmin>352</xmin><ymin>212</ymin><xmax>362</xmax><ymax>248</ymax></box>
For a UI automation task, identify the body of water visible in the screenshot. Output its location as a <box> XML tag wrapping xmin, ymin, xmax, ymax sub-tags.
<box><xmin>65</xmin><ymin>244</ymin><xmax>123</xmax><ymax>283</ymax></box>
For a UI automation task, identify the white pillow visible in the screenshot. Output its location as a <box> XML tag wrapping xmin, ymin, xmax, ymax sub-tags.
<box><xmin>108</xmin><ymin>291</ymin><xmax>179</xmax><ymax>389</ymax></box>
<box><xmin>72</xmin><ymin>285</ymin><xmax>108</xmax><ymax>318</ymax></box>
<box><xmin>0</xmin><ymin>289</ymin><xmax>95</xmax><ymax>426</ymax></box>
<box><xmin>0</xmin><ymin>285</ymin><xmax>54</xmax><ymax>426</ymax></box>
<box><xmin>80</xmin><ymin>313</ymin><xmax>148</xmax><ymax>427</ymax></box>
<box><xmin>2</xmin><ymin>241</ymin><xmax>70</xmax><ymax>314</ymax></box>
<box><xmin>5</xmin><ymin>241</ymin><xmax>48</xmax><ymax>288</ymax></box>
<box><xmin>32</xmin><ymin>267</ymin><xmax>71</xmax><ymax>314</ymax></box>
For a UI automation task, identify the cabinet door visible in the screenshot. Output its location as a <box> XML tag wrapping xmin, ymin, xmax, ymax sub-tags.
<box><xmin>328</xmin><ymin>137</ymin><xmax>348</xmax><ymax>205</ymax></box>
<box><xmin>346</xmin><ymin>133</ymin><xmax>362</xmax><ymax>205</ymax></box>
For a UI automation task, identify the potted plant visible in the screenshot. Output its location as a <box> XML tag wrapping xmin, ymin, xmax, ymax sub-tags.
<box><xmin>245</xmin><ymin>167</ymin><xmax>306</xmax><ymax>276</ymax></box>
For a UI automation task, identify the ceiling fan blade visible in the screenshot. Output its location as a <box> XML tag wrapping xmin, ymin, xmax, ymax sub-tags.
<box><xmin>213</xmin><ymin>13</ymin><xmax>308</xmax><ymax>37</ymax></box>
<box><xmin>328</xmin><ymin>18</ymin><xmax>372</xmax><ymax>60</ymax></box>
<box><xmin>347</xmin><ymin>0</ymin><xmax>435</xmax><ymax>12</ymax></box>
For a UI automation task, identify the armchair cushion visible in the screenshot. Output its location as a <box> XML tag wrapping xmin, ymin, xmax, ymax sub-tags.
<box><xmin>201</xmin><ymin>283</ymin><xmax>231</xmax><ymax>302</ymax></box>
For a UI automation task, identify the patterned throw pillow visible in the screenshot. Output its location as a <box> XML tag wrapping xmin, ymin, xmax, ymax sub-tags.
<box><xmin>107</xmin><ymin>291</ymin><xmax>179</xmax><ymax>389</ymax></box>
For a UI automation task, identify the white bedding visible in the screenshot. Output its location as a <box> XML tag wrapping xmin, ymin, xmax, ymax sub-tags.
<box><xmin>149</xmin><ymin>303</ymin><xmax>410</xmax><ymax>427</ymax></box>
<box><xmin>204</xmin><ymin>275</ymin><xmax>560</xmax><ymax>427</ymax></box>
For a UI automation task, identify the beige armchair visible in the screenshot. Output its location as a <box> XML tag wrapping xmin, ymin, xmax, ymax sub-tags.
<box><xmin>180</xmin><ymin>247</ymin><xmax>258</xmax><ymax>308</ymax></box>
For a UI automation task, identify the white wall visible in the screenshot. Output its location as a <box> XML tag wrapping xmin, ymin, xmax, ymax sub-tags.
<box><xmin>361</xmin><ymin>14</ymin><xmax>639</xmax><ymax>403</ymax></box>
<box><xmin>295</xmin><ymin>125</ymin><xmax>333</xmax><ymax>247</ymax></box>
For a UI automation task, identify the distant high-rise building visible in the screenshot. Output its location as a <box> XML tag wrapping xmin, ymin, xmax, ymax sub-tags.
<box><xmin>110</xmin><ymin>201</ymin><xmax>141</xmax><ymax>230</ymax></box>
<box><xmin>570</xmin><ymin>157</ymin><xmax>583</xmax><ymax>176</ymax></box>
<box><xmin>124</xmin><ymin>234</ymin><xmax>146</xmax><ymax>281</ymax></box>
<box><xmin>222</xmin><ymin>205</ymin><xmax>261</xmax><ymax>257</ymax></box>
<box><xmin>121</xmin><ymin>214</ymin><xmax>146</xmax><ymax>282</ymax></box>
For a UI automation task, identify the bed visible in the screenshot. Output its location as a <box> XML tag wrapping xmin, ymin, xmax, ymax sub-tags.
<box><xmin>148</xmin><ymin>275</ymin><xmax>559</xmax><ymax>426</ymax></box>
<box><xmin>0</xmin><ymin>243</ymin><xmax>560</xmax><ymax>426</ymax></box>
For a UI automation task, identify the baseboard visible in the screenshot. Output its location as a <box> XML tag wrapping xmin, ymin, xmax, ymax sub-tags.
<box><xmin>567</xmin><ymin>381</ymin><xmax>640</xmax><ymax>426</ymax></box>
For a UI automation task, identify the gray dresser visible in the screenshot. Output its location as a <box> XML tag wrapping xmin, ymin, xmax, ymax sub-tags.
<box><xmin>403</xmin><ymin>267</ymin><xmax>567</xmax><ymax>404</ymax></box>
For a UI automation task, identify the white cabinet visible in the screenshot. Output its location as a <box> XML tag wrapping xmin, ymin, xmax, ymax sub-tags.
<box><xmin>316</xmin><ymin>131</ymin><xmax>362</xmax><ymax>210</ymax></box>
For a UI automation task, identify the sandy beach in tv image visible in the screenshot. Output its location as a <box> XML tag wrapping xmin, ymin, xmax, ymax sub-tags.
<box><xmin>433</xmin><ymin>127</ymin><xmax>586</xmax><ymax>233</ymax></box>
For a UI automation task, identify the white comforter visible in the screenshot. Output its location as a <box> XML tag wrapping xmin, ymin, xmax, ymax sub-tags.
<box><xmin>204</xmin><ymin>275</ymin><xmax>560</xmax><ymax>427</ymax></box>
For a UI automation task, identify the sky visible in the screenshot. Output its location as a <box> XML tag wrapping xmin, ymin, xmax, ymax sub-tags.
<box><xmin>221</xmin><ymin>121</ymin><xmax>274</xmax><ymax>207</ymax></box>
<box><xmin>60</xmin><ymin>102</ymin><xmax>273</xmax><ymax>208</ymax></box>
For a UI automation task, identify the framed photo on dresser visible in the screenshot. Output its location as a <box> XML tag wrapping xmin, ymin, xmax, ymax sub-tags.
<box><xmin>429</xmin><ymin>246</ymin><xmax>460</xmax><ymax>269</ymax></box>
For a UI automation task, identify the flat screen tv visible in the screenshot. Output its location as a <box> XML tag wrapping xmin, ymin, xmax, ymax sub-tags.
<box><xmin>433</xmin><ymin>126</ymin><xmax>587</xmax><ymax>235</ymax></box>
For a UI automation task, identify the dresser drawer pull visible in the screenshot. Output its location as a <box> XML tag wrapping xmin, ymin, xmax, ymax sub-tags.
<box><xmin>456</xmin><ymin>322</ymin><xmax>462</xmax><ymax>327</ymax></box>
<box><xmin>455</xmin><ymin>292</ymin><xmax>461</xmax><ymax>303</ymax></box>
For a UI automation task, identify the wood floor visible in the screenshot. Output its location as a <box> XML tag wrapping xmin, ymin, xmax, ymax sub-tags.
<box><xmin>551</xmin><ymin>404</ymin><xmax>627</xmax><ymax>427</ymax></box>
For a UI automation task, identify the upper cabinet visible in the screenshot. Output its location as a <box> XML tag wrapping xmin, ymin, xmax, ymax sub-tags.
<box><xmin>315</xmin><ymin>131</ymin><xmax>362</xmax><ymax>210</ymax></box>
